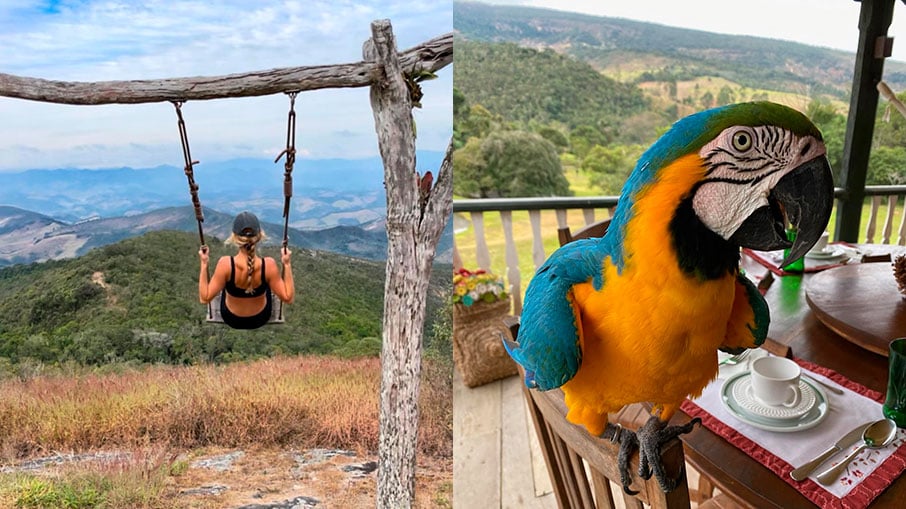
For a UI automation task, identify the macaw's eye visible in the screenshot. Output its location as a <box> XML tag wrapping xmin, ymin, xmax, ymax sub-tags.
<box><xmin>732</xmin><ymin>130</ymin><xmax>752</xmax><ymax>152</ymax></box>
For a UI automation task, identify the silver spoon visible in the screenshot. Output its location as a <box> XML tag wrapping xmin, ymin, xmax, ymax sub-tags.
<box><xmin>816</xmin><ymin>418</ymin><xmax>898</xmax><ymax>485</ymax></box>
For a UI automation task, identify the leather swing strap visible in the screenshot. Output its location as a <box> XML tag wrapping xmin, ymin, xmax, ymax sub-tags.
<box><xmin>173</xmin><ymin>101</ymin><xmax>205</xmax><ymax>247</ymax></box>
<box><xmin>274</xmin><ymin>91</ymin><xmax>298</xmax><ymax>250</ymax></box>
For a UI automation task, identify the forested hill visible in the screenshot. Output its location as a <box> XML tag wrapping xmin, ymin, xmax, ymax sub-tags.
<box><xmin>0</xmin><ymin>230</ymin><xmax>451</xmax><ymax>366</ymax></box>
<box><xmin>454</xmin><ymin>40</ymin><xmax>649</xmax><ymax>128</ymax></box>
<box><xmin>454</xmin><ymin>1</ymin><xmax>906</xmax><ymax>100</ymax></box>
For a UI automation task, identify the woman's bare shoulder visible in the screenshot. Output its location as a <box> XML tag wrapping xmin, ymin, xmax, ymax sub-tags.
<box><xmin>262</xmin><ymin>256</ymin><xmax>280</xmax><ymax>272</ymax></box>
<box><xmin>211</xmin><ymin>255</ymin><xmax>232</xmax><ymax>267</ymax></box>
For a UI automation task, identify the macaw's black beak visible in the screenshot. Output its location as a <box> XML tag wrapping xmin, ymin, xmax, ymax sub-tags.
<box><xmin>729</xmin><ymin>156</ymin><xmax>834</xmax><ymax>267</ymax></box>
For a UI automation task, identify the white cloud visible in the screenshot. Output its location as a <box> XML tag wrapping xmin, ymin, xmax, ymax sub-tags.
<box><xmin>0</xmin><ymin>0</ymin><xmax>452</xmax><ymax>171</ymax></box>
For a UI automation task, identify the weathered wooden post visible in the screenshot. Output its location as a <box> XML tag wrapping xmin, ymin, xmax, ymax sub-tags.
<box><xmin>364</xmin><ymin>19</ymin><xmax>453</xmax><ymax>508</ymax></box>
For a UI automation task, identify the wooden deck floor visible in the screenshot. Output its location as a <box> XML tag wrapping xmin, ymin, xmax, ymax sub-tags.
<box><xmin>453</xmin><ymin>372</ymin><xmax>708</xmax><ymax>509</ymax></box>
<box><xmin>453</xmin><ymin>372</ymin><xmax>557</xmax><ymax>509</ymax></box>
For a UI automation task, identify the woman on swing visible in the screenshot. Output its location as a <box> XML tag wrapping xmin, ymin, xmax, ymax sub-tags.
<box><xmin>198</xmin><ymin>211</ymin><xmax>295</xmax><ymax>329</ymax></box>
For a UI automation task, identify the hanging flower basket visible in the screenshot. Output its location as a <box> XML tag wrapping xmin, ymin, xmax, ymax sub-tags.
<box><xmin>453</xmin><ymin>296</ymin><xmax>517</xmax><ymax>388</ymax></box>
<box><xmin>453</xmin><ymin>268</ymin><xmax>508</xmax><ymax>306</ymax></box>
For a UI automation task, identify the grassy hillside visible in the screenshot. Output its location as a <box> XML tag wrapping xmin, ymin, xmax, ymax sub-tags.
<box><xmin>0</xmin><ymin>230</ymin><xmax>451</xmax><ymax>366</ymax></box>
<box><xmin>454</xmin><ymin>39</ymin><xmax>649</xmax><ymax>129</ymax></box>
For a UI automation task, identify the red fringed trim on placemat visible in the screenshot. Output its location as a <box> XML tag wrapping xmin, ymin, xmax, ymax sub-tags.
<box><xmin>680</xmin><ymin>357</ymin><xmax>906</xmax><ymax>509</ymax></box>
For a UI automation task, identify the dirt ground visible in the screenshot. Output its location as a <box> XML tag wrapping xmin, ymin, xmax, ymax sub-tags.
<box><xmin>4</xmin><ymin>447</ymin><xmax>452</xmax><ymax>509</ymax></box>
<box><xmin>172</xmin><ymin>446</ymin><xmax>451</xmax><ymax>508</ymax></box>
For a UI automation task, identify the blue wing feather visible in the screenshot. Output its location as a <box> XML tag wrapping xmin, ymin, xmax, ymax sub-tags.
<box><xmin>505</xmin><ymin>237</ymin><xmax>610</xmax><ymax>390</ymax></box>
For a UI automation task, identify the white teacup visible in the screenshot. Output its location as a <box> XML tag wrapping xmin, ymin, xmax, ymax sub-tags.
<box><xmin>750</xmin><ymin>356</ymin><xmax>802</xmax><ymax>407</ymax></box>
<box><xmin>811</xmin><ymin>231</ymin><xmax>830</xmax><ymax>253</ymax></box>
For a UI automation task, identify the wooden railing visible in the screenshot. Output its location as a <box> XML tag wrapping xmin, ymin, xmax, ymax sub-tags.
<box><xmin>453</xmin><ymin>186</ymin><xmax>906</xmax><ymax>315</ymax></box>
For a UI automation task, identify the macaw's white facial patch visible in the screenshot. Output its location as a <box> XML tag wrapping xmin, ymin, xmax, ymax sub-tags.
<box><xmin>692</xmin><ymin>181</ymin><xmax>769</xmax><ymax>239</ymax></box>
<box><xmin>692</xmin><ymin>125</ymin><xmax>825</xmax><ymax>240</ymax></box>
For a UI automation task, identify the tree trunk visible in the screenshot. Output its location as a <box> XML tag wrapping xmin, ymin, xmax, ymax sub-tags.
<box><xmin>0</xmin><ymin>33</ymin><xmax>451</xmax><ymax>105</ymax></box>
<box><xmin>365</xmin><ymin>19</ymin><xmax>453</xmax><ymax>509</ymax></box>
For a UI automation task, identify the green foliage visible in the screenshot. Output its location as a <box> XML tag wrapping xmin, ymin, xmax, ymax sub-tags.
<box><xmin>13</xmin><ymin>475</ymin><xmax>105</xmax><ymax>509</ymax></box>
<box><xmin>2</xmin><ymin>454</ymin><xmax>177</xmax><ymax>509</ymax></box>
<box><xmin>716</xmin><ymin>85</ymin><xmax>736</xmax><ymax>106</ymax></box>
<box><xmin>168</xmin><ymin>460</ymin><xmax>189</xmax><ymax>477</ymax></box>
<box><xmin>536</xmin><ymin>126</ymin><xmax>570</xmax><ymax>152</ymax></box>
<box><xmin>333</xmin><ymin>336</ymin><xmax>382</xmax><ymax>358</ymax></box>
<box><xmin>453</xmin><ymin>130</ymin><xmax>571</xmax><ymax>198</ymax></box>
<box><xmin>582</xmin><ymin>144</ymin><xmax>645</xmax><ymax>195</ymax></box>
<box><xmin>569</xmin><ymin>125</ymin><xmax>610</xmax><ymax>160</ymax></box>
<box><xmin>454</xmin><ymin>40</ymin><xmax>649</xmax><ymax>133</ymax></box>
<box><xmin>873</xmin><ymin>92</ymin><xmax>906</xmax><ymax>151</ymax></box>
<box><xmin>868</xmin><ymin>146</ymin><xmax>906</xmax><ymax>185</ymax></box>
<box><xmin>457</xmin><ymin>104</ymin><xmax>503</xmax><ymax>148</ymax></box>
<box><xmin>453</xmin><ymin>87</ymin><xmax>467</xmax><ymax>117</ymax></box>
<box><xmin>424</xmin><ymin>300</ymin><xmax>453</xmax><ymax>370</ymax></box>
<box><xmin>806</xmin><ymin>99</ymin><xmax>847</xmax><ymax>183</ymax></box>
<box><xmin>0</xmin><ymin>231</ymin><xmax>452</xmax><ymax>366</ymax></box>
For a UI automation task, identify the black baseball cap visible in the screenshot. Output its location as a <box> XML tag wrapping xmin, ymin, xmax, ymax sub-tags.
<box><xmin>232</xmin><ymin>211</ymin><xmax>260</xmax><ymax>236</ymax></box>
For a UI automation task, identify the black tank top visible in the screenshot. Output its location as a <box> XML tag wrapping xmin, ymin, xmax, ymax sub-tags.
<box><xmin>224</xmin><ymin>256</ymin><xmax>269</xmax><ymax>298</ymax></box>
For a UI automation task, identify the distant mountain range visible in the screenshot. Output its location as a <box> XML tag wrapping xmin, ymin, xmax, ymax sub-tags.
<box><xmin>454</xmin><ymin>1</ymin><xmax>906</xmax><ymax>101</ymax></box>
<box><xmin>0</xmin><ymin>204</ymin><xmax>409</xmax><ymax>267</ymax></box>
<box><xmin>0</xmin><ymin>151</ymin><xmax>446</xmax><ymax>229</ymax></box>
<box><xmin>0</xmin><ymin>151</ymin><xmax>453</xmax><ymax>267</ymax></box>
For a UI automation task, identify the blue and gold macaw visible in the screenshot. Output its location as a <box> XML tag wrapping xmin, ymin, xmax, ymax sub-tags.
<box><xmin>504</xmin><ymin>102</ymin><xmax>833</xmax><ymax>493</ymax></box>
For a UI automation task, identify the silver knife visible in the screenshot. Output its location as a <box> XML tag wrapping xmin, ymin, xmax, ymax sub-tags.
<box><xmin>789</xmin><ymin>421</ymin><xmax>873</xmax><ymax>481</ymax></box>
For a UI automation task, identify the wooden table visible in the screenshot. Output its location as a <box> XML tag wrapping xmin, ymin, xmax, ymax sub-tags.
<box><xmin>678</xmin><ymin>249</ymin><xmax>906</xmax><ymax>508</ymax></box>
<box><xmin>806</xmin><ymin>263</ymin><xmax>906</xmax><ymax>356</ymax></box>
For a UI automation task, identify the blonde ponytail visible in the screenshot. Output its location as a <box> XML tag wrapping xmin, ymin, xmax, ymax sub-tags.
<box><xmin>225</xmin><ymin>229</ymin><xmax>267</xmax><ymax>293</ymax></box>
<box><xmin>245</xmin><ymin>241</ymin><xmax>257</xmax><ymax>294</ymax></box>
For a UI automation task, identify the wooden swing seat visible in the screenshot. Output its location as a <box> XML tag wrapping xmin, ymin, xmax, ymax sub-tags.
<box><xmin>176</xmin><ymin>96</ymin><xmax>296</xmax><ymax>328</ymax></box>
<box><xmin>206</xmin><ymin>291</ymin><xmax>285</xmax><ymax>325</ymax></box>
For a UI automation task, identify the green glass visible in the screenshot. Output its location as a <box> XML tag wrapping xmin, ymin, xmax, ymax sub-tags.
<box><xmin>782</xmin><ymin>227</ymin><xmax>804</xmax><ymax>272</ymax></box>
<box><xmin>883</xmin><ymin>338</ymin><xmax>906</xmax><ymax>428</ymax></box>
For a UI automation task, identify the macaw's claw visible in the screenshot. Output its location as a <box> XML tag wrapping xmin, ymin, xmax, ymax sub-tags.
<box><xmin>602</xmin><ymin>417</ymin><xmax>701</xmax><ymax>495</ymax></box>
<box><xmin>601</xmin><ymin>423</ymin><xmax>640</xmax><ymax>495</ymax></box>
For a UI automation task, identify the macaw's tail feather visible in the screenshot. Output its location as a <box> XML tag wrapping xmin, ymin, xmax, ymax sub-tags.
<box><xmin>500</xmin><ymin>333</ymin><xmax>539</xmax><ymax>388</ymax></box>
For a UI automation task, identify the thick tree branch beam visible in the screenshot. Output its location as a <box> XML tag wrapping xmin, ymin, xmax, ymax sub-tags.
<box><xmin>0</xmin><ymin>32</ymin><xmax>451</xmax><ymax>105</ymax></box>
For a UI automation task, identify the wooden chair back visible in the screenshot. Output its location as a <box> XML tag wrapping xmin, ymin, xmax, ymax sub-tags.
<box><xmin>557</xmin><ymin>219</ymin><xmax>612</xmax><ymax>246</ymax></box>
<box><xmin>505</xmin><ymin>318</ymin><xmax>692</xmax><ymax>509</ymax></box>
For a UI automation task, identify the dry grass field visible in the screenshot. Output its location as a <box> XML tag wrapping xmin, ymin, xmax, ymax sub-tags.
<box><xmin>0</xmin><ymin>355</ymin><xmax>452</xmax><ymax>508</ymax></box>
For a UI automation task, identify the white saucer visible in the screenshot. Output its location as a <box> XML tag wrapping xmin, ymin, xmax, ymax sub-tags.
<box><xmin>805</xmin><ymin>247</ymin><xmax>845</xmax><ymax>260</ymax></box>
<box><xmin>720</xmin><ymin>372</ymin><xmax>829</xmax><ymax>432</ymax></box>
<box><xmin>730</xmin><ymin>373</ymin><xmax>816</xmax><ymax>420</ymax></box>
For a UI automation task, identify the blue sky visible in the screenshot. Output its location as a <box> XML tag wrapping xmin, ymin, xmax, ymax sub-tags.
<box><xmin>0</xmin><ymin>1</ymin><xmax>452</xmax><ymax>171</ymax></box>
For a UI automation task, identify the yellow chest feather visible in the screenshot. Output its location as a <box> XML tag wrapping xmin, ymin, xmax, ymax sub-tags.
<box><xmin>563</xmin><ymin>154</ymin><xmax>734</xmax><ymax>416</ymax></box>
